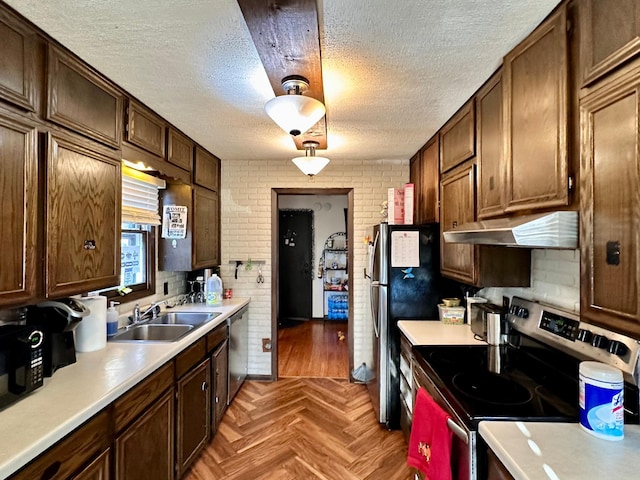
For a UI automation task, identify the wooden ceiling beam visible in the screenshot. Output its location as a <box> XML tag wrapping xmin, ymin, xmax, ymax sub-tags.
<box><xmin>238</xmin><ymin>0</ymin><xmax>327</xmax><ymax>150</ymax></box>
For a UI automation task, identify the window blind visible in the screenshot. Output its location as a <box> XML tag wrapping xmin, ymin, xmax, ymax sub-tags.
<box><xmin>122</xmin><ymin>165</ymin><xmax>166</xmax><ymax>225</ymax></box>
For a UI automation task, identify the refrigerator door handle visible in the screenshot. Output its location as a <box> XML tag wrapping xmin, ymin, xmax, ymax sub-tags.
<box><xmin>370</xmin><ymin>280</ymin><xmax>380</xmax><ymax>338</ymax></box>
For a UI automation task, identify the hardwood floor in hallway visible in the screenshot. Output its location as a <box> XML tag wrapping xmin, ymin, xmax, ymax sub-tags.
<box><xmin>278</xmin><ymin>320</ymin><xmax>349</xmax><ymax>378</ymax></box>
<box><xmin>184</xmin><ymin>378</ymin><xmax>412</xmax><ymax>480</ymax></box>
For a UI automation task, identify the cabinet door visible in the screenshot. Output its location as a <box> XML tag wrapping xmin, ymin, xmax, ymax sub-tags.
<box><xmin>504</xmin><ymin>5</ymin><xmax>569</xmax><ymax>212</ymax></box>
<box><xmin>409</xmin><ymin>151</ymin><xmax>421</xmax><ymax>224</ymax></box>
<box><xmin>0</xmin><ymin>112</ymin><xmax>37</xmax><ymax>307</ymax></box>
<box><xmin>440</xmin><ymin>161</ymin><xmax>476</xmax><ymax>284</ymax></box>
<box><xmin>439</xmin><ymin>100</ymin><xmax>475</xmax><ymax>173</ymax></box>
<box><xmin>0</xmin><ymin>9</ymin><xmax>37</xmax><ymax>111</ymax></box>
<box><xmin>72</xmin><ymin>449</ymin><xmax>110</xmax><ymax>480</ymax></box>
<box><xmin>167</xmin><ymin>128</ymin><xmax>193</xmax><ymax>172</ymax></box>
<box><xmin>476</xmin><ymin>71</ymin><xmax>505</xmax><ymax>219</ymax></box>
<box><xmin>486</xmin><ymin>448</ymin><xmax>515</xmax><ymax>480</ymax></box>
<box><xmin>47</xmin><ymin>45</ymin><xmax>123</xmax><ymax>148</ymax></box>
<box><xmin>193</xmin><ymin>186</ymin><xmax>220</xmax><ymax>268</ymax></box>
<box><xmin>115</xmin><ymin>388</ymin><xmax>174</xmax><ymax>480</ymax></box>
<box><xmin>176</xmin><ymin>358</ymin><xmax>210</xmax><ymax>477</ymax></box>
<box><xmin>580</xmin><ymin>67</ymin><xmax>640</xmax><ymax>337</ymax></box>
<box><xmin>125</xmin><ymin>100</ymin><xmax>166</xmax><ymax>157</ymax></box>
<box><xmin>212</xmin><ymin>339</ymin><xmax>229</xmax><ymax>433</ymax></box>
<box><xmin>45</xmin><ymin>133</ymin><xmax>121</xmax><ymax>297</ymax></box>
<box><xmin>580</xmin><ymin>0</ymin><xmax>640</xmax><ymax>86</ymax></box>
<box><xmin>194</xmin><ymin>147</ymin><xmax>220</xmax><ymax>191</ymax></box>
<box><xmin>419</xmin><ymin>137</ymin><xmax>440</xmax><ymax>223</ymax></box>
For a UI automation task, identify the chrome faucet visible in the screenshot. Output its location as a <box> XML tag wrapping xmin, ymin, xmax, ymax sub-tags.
<box><xmin>130</xmin><ymin>301</ymin><xmax>163</xmax><ymax>325</ymax></box>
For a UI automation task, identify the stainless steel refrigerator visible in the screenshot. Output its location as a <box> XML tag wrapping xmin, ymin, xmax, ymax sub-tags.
<box><xmin>365</xmin><ymin>222</ymin><xmax>445</xmax><ymax>429</ymax></box>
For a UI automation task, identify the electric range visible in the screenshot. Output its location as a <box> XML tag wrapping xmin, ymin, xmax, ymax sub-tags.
<box><xmin>412</xmin><ymin>297</ymin><xmax>640</xmax><ymax>479</ymax></box>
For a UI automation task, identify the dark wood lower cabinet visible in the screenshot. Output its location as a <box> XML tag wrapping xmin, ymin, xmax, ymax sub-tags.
<box><xmin>176</xmin><ymin>358</ymin><xmax>211</xmax><ymax>478</ymax></box>
<box><xmin>115</xmin><ymin>389</ymin><xmax>175</xmax><ymax>480</ymax></box>
<box><xmin>72</xmin><ymin>449</ymin><xmax>110</xmax><ymax>480</ymax></box>
<box><xmin>486</xmin><ymin>448</ymin><xmax>514</xmax><ymax>480</ymax></box>
<box><xmin>212</xmin><ymin>339</ymin><xmax>229</xmax><ymax>433</ymax></box>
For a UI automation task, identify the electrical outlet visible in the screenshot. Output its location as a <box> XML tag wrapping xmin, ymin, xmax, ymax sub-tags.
<box><xmin>164</xmin><ymin>282</ymin><xmax>169</xmax><ymax>295</ymax></box>
<box><xmin>262</xmin><ymin>338</ymin><xmax>272</xmax><ymax>352</ymax></box>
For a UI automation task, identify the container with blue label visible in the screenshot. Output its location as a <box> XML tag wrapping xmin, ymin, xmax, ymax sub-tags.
<box><xmin>579</xmin><ymin>361</ymin><xmax>624</xmax><ymax>441</ymax></box>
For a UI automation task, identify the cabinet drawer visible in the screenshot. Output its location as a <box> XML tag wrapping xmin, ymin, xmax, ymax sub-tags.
<box><xmin>176</xmin><ymin>337</ymin><xmax>207</xmax><ymax>378</ymax></box>
<box><xmin>10</xmin><ymin>411</ymin><xmax>110</xmax><ymax>480</ymax></box>
<box><xmin>207</xmin><ymin>322</ymin><xmax>228</xmax><ymax>353</ymax></box>
<box><xmin>113</xmin><ymin>361</ymin><xmax>175</xmax><ymax>433</ymax></box>
<box><xmin>125</xmin><ymin>100</ymin><xmax>166</xmax><ymax>157</ymax></box>
<box><xmin>46</xmin><ymin>44</ymin><xmax>123</xmax><ymax>148</ymax></box>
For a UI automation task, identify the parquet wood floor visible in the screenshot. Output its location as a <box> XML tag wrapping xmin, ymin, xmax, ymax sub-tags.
<box><xmin>278</xmin><ymin>320</ymin><xmax>349</xmax><ymax>378</ymax></box>
<box><xmin>184</xmin><ymin>378</ymin><xmax>412</xmax><ymax>480</ymax></box>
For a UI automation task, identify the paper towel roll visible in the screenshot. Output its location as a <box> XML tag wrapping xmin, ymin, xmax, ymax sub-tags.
<box><xmin>74</xmin><ymin>295</ymin><xmax>107</xmax><ymax>352</ymax></box>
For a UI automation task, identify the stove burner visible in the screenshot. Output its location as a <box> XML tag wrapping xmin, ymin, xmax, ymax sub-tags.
<box><xmin>452</xmin><ymin>371</ymin><xmax>533</xmax><ymax>406</ymax></box>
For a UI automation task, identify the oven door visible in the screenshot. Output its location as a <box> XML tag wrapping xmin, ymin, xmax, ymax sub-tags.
<box><xmin>413</xmin><ymin>360</ymin><xmax>476</xmax><ymax>480</ymax></box>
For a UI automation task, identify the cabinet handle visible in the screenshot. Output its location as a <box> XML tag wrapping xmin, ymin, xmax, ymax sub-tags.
<box><xmin>452</xmin><ymin>221</ymin><xmax>458</xmax><ymax>229</ymax></box>
<box><xmin>215</xmin><ymin>395</ymin><xmax>219</xmax><ymax>403</ymax></box>
<box><xmin>41</xmin><ymin>460</ymin><xmax>61</xmax><ymax>479</ymax></box>
<box><xmin>83</xmin><ymin>239</ymin><xmax>96</xmax><ymax>250</ymax></box>
<box><xmin>201</xmin><ymin>381</ymin><xmax>208</xmax><ymax>391</ymax></box>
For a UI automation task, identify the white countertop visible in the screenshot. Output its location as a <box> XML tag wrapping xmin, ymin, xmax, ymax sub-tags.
<box><xmin>480</xmin><ymin>421</ymin><xmax>640</xmax><ymax>479</ymax></box>
<box><xmin>398</xmin><ymin>320</ymin><xmax>485</xmax><ymax>346</ymax></box>
<box><xmin>0</xmin><ymin>298</ymin><xmax>249</xmax><ymax>479</ymax></box>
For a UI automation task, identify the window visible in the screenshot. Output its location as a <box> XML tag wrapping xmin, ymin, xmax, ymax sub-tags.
<box><xmin>103</xmin><ymin>165</ymin><xmax>165</xmax><ymax>302</ymax></box>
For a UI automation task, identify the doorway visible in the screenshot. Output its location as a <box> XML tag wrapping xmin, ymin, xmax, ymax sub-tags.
<box><xmin>271</xmin><ymin>188</ymin><xmax>354</xmax><ymax>380</ymax></box>
<box><xmin>278</xmin><ymin>209</ymin><xmax>313</xmax><ymax>326</ymax></box>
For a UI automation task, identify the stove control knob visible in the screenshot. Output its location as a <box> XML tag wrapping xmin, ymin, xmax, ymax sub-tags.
<box><xmin>591</xmin><ymin>334</ymin><xmax>610</xmax><ymax>349</ymax></box>
<box><xmin>607</xmin><ymin>340</ymin><xmax>629</xmax><ymax>357</ymax></box>
<box><xmin>577</xmin><ymin>329</ymin><xmax>593</xmax><ymax>343</ymax></box>
<box><xmin>517</xmin><ymin>307</ymin><xmax>529</xmax><ymax>319</ymax></box>
<box><xmin>509</xmin><ymin>305</ymin><xmax>518</xmax><ymax>315</ymax></box>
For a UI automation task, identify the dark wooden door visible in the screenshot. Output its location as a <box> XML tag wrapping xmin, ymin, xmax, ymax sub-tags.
<box><xmin>278</xmin><ymin>210</ymin><xmax>313</xmax><ymax>324</ymax></box>
<box><xmin>580</xmin><ymin>64</ymin><xmax>640</xmax><ymax>337</ymax></box>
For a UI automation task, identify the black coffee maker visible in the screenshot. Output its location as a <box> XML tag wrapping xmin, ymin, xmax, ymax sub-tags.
<box><xmin>27</xmin><ymin>298</ymin><xmax>89</xmax><ymax>376</ymax></box>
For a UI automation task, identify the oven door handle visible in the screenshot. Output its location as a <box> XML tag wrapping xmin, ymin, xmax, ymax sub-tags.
<box><xmin>447</xmin><ymin>418</ymin><xmax>469</xmax><ymax>445</ymax></box>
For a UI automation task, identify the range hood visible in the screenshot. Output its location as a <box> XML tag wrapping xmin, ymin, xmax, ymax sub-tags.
<box><xmin>443</xmin><ymin>211</ymin><xmax>578</xmax><ymax>248</ymax></box>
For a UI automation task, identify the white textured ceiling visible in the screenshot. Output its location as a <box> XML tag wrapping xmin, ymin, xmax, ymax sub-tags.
<box><xmin>5</xmin><ymin>0</ymin><xmax>560</xmax><ymax>163</ymax></box>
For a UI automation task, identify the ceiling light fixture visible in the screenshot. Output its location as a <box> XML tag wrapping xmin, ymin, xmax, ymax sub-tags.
<box><xmin>264</xmin><ymin>75</ymin><xmax>326</xmax><ymax>136</ymax></box>
<box><xmin>292</xmin><ymin>140</ymin><xmax>330</xmax><ymax>177</ymax></box>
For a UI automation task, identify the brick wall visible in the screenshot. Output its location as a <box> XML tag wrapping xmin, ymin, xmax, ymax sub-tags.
<box><xmin>221</xmin><ymin>156</ymin><xmax>408</xmax><ymax>376</ymax></box>
<box><xmin>479</xmin><ymin>248</ymin><xmax>580</xmax><ymax>312</ymax></box>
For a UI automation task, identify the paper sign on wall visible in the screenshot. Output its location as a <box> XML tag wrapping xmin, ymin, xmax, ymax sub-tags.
<box><xmin>162</xmin><ymin>205</ymin><xmax>188</xmax><ymax>239</ymax></box>
<box><xmin>391</xmin><ymin>231</ymin><xmax>420</xmax><ymax>267</ymax></box>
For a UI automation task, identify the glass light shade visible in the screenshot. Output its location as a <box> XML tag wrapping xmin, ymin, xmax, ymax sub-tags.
<box><xmin>292</xmin><ymin>156</ymin><xmax>330</xmax><ymax>176</ymax></box>
<box><xmin>264</xmin><ymin>94</ymin><xmax>326</xmax><ymax>136</ymax></box>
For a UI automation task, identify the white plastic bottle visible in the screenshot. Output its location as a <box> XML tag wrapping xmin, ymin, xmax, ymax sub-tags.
<box><xmin>206</xmin><ymin>274</ymin><xmax>223</xmax><ymax>305</ymax></box>
<box><xmin>106</xmin><ymin>301</ymin><xmax>119</xmax><ymax>337</ymax></box>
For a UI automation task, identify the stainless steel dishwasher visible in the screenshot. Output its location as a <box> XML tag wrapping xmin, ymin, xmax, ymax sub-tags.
<box><xmin>227</xmin><ymin>306</ymin><xmax>248</xmax><ymax>403</ymax></box>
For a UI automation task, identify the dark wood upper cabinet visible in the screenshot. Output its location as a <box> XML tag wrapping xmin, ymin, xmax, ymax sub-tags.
<box><xmin>476</xmin><ymin>70</ymin><xmax>505</xmax><ymax>219</ymax></box>
<box><xmin>167</xmin><ymin>127</ymin><xmax>194</xmax><ymax>172</ymax></box>
<box><xmin>194</xmin><ymin>146</ymin><xmax>220</xmax><ymax>191</ymax></box>
<box><xmin>440</xmin><ymin>160</ymin><xmax>530</xmax><ymax>287</ymax></box>
<box><xmin>45</xmin><ymin>132</ymin><xmax>121</xmax><ymax>298</ymax></box>
<box><xmin>125</xmin><ymin>100</ymin><xmax>166</xmax><ymax>158</ymax></box>
<box><xmin>409</xmin><ymin>151</ymin><xmax>421</xmax><ymax>223</ymax></box>
<box><xmin>0</xmin><ymin>9</ymin><xmax>37</xmax><ymax>112</ymax></box>
<box><xmin>580</xmin><ymin>0</ymin><xmax>640</xmax><ymax>86</ymax></box>
<box><xmin>46</xmin><ymin>45</ymin><xmax>123</xmax><ymax>149</ymax></box>
<box><xmin>193</xmin><ymin>186</ymin><xmax>220</xmax><ymax>268</ymax></box>
<box><xmin>440</xmin><ymin>161</ymin><xmax>476</xmax><ymax>284</ymax></box>
<box><xmin>503</xmin><ymin>4</ymin><xmax>570</xmax><ymax>213</ymax></box>
<box><xmin>419</xmin><ymin>136</ymin><xmax>440</xmax><ymax>223</ymax></box>
<box><xmin>0</xmin><ymin>111</ymin><xmax>38</xmax><ymax>307</ymax></box>
<box><xmin>580</xmin><ymin>61</ymin><xmax>640</xmax><ymax>338</ymax></box>
<box><xmin>439</xmin><ymin>100</ymin><xmax>475</xmax><ymax>173</ymax></box>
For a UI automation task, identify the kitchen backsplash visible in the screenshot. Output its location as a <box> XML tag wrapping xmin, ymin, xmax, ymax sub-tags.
<box><xmin>479</xmin><ymin>248</ymin><xmax>580</xmax><ymax>313</ymax></box>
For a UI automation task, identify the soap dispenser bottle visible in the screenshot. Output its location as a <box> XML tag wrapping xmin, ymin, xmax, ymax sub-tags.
<box><xmin>107</xmin><ymin>301</ymin><xmax>119</xmax><ymax>337</ymax></box>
